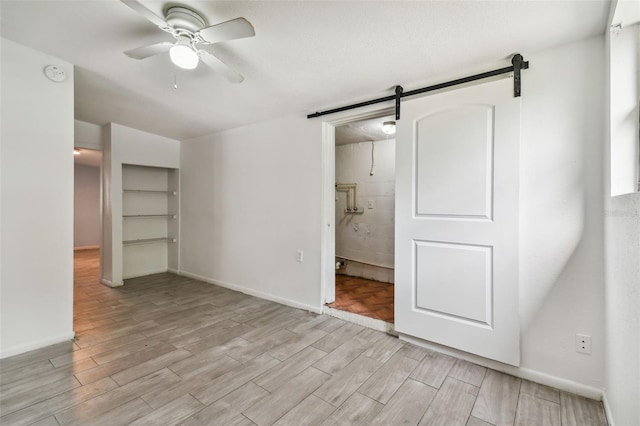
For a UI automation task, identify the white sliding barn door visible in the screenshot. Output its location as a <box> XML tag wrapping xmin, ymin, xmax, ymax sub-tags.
<box><xmin>395</xmin><ymin>78</ymin><xmax>520</xmax><ymax>366</ymax></box>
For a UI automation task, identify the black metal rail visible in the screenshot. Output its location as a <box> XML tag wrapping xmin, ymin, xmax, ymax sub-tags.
<box><xmin>307</xmin><ymin>54</ymin><xmax>529</xmax><ymax>120</ymax></box>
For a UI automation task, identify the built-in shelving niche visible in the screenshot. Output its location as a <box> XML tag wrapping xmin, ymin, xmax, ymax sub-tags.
<box><xmin>122</xmin><ymin>164</ymin><xmax>179</xmax><ymax>279</ymax></box>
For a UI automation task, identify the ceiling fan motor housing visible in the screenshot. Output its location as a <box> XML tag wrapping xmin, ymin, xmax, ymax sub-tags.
<box><xmin>164</xmin><ymin>6</ymin><xmax>206</xmax><ymax>33</ymax></box>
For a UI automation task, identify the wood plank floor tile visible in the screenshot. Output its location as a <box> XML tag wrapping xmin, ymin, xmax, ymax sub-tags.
<box><xmin>168</xmin><ymin>337</ymin><xmax>248</xmax><ymax>378</ymax></box>
<box><xmin>129</xmin><ymin>394</ymin><xmax>204</xmax><ymax>426</ymax></box>
<box><xmin>397</xmin><ymin>344</ymin><xmax>431</xmax><ymax>362</ymax></box>
<box><xmin>110</xmin><ymin>348</ymin><xmax>192</xmax><ymax>385</ymax></box>
<box><xmin>227</xmin><ymin>415</ymin><xmax>258</xmax><ymax>426</ymax></box>
<box><xmin>313</xmin><ymin>317</ymin><xmax>347</xmax><ymax>333</ymax></box>
<box><xmin>448</xmin><ymin>358</ymin><xmax>487</xmax><ymax>387</ymax></box>
<box><xmin>419</xmin><ymin>377</ymin><xmax>479</xmax><ymax>426</ymax></box>
<box><xmin>467</xmin><ymin>416</ymin><xmax>494</xmax><ymax>426</ymax></box>
<box><xmin>514</xmin><ymin>393</ymin><xmax>560</xmax><ymax>426</ymax></box>
<box><xmin>254</xmin><ymin>346</ymin><xmax>327</xmax><ymax>392</ymax></box>
<box><xmin>143</xmin><ymin>355</ymin><xmax>241</xmax><ymax>409</ymax></box>
<box><xmin>471</xmin><ymin>370</ymin><xmax>521</xmax><ymax>426</ymax></box>
<box><xmin>410</xmin><ymin>349</ymin><xmax>457</xmax><ymax>389</ymax></box>
<box><xmin>560</xmin><ymin>391</ymin><xmax>607</xmax><ymax>426</ymax></box>
<box><xmin>74</xmin><ymin>342</ymin><xmax>177</xmax><ymax>385</ymax></box>
<box><xmin>286</xmin><ymin>314</ymin><xmax>332</xmax><ymax>334</ymax></box>
<box><xmin>54</xmin><ymin>368</ymin><xmax>181</xmax><ymax>425</ymax></box>
<box><xmin>370</xmin><ymin>378</ymin><xmax>437</xmax><ymax>425</ymax></box>
<box><xmin>312</xmin><ymin>322</ymin><xmax>364</xmax><ymax>353</ymax></box>
<box><xmin>320</xmin><ymin>392</ymin><xmax>384</xmax><ymax>425</ymax></box>
<box><xmin>0</xmin><ymin>249</ymin><xmax>609</xmax><ymax>426</ymax></box>
<box><xmin>181</xmin><ymin>323</ymin><xmax>255</xmax><ymax>354</ymax></box>
<box><xmin>1</xmin><ymin>357</ymin><xmax>95</xmax><ymax>398</ymax></box>
<box><xmin>190</xmin><ymin>353</ymin><xmax>280</xmax><ymax>405</ymax></box>
<box><xmin>29</xmin><ymin>416</ymin><xmax>60</xmax><ymax>426</ymax></box>
<box><xmin>266</xmin><ymin>328</ymin><xmax>328</xmax><ymax>361</ymax></box>
<box><xmin>0</xmin><ymin>359</ymin><xmax>55</xmax><ymax>386</ymax></box>
<box><xmin>227</xmin><ymin>329</ymin><xmax>297</xmax><ymax>363</ymax></box>
<box><xmin>0</xmin><ymin>341</ymin><xmax>78</xmax><ymax>373</ymax></box>
<box><xmin>520</xmin><ymin>379</ymin><xmax>560</xmax><ymax>404</ymax></box>
<box><xmin>243</xmin><ymin>367</ymin><xmax>331</xmax><ymax>426</ymax></box>
<box><xmin>49</xmin><ymin>333</ymin><xmax>151</xmax><ymax>368</ymax></box>
<box><xmin>84</xmin><ymin>397</ymin><xmax>152</xmax><ymax>426</ymax></box>
<box><xmin>313</xmin><ymin>355</ymin><xmax>382</xmax><ymax>407</ymax></box>
<box><xmin>363</xmin><ymin>333</ymin><xmax>404</xmax><ymax>362</ymax></box>
<box><xmin>313</xmin><ymin>336</ymin><xmax>371</xmax><ymax>375</ymax></box>
<box><xmin>0</xmin><ymin>377</ymin><xmax>118</xmax><ymax>426</ymax></box>
<box><xmin>180</xmin><ymin>381</ymin><xmax>268</xmax><ymax>426</ymax></box>
<box><xmin>167</xmin><ymin>319</ymin><xmax>241</xmax><ymax>348</ymax></box>
<box><xmin>1</xmin><ymin>375</ymin><xmax>82</xmax><ymax>416</ymax></box>
<box><xmin>273</xmin><ymin>395</ymin><xmax>336</xmax><ymax>426</ymax></box>
<box><xmin>358</xmin><ymin>352</ymin><xmax>419</xmax><ymax>404</ymax></box>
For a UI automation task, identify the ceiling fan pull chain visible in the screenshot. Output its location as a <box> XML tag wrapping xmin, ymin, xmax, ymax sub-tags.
<box><xmin>174</xmin><ymin>74</ymin><xmax>178</xmax><ymax>90</ymax></box>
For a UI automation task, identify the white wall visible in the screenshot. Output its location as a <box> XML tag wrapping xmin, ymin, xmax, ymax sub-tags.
<box><xmin>335</xmin><ymin>139</ymin><xmax>395</xmax><ymax>282</ymax></box>
<box><xmin>74</xmin><ymin>164</ymin><xmax>101</xmax><ymax>248</ymax></box>
<box><xmin>0</xmin><ymin>38</ymin><xmax>75</xmax><ymax>358</ymax></box>
<box><xmin>75</xmin><ymin>120</ymin><xmax>103</xmax><ymax>151</ymax></box>
<box><xmin>101</xmin><ymin>123</ymin><xmax>180</xmax><ymax>286</ymax></box>
<box><xmin>517</xmin><ymin>36</ymin><xmax>606</xmax><ymax>392</ymax></box>
<box><xmin>604</xmin><ymin>16</ymin><xmax>640</xmax><ymax>426</ymax></box>
<box><xmin>610</xmin><ymin>16</ymin><xmax>639</xmax><ymax>197</ymax></box>
<box><xmin>180</xmin><ymin>36</ymin><xmax>606</xmax><ymax>391</ymax></box>
<box><xmin>180</xmin><ymin>116</ymin><xmax>322</xmax><ymax>311</ymax></box>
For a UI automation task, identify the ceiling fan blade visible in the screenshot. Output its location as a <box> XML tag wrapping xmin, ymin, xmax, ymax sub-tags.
<box><xmin>124</xmin><ymin>42</ymin><xmax>174</xmax><ymax>59</ymax></box>
<box><xmin>198</xmin><ymin>50</ymin><xmax>244</xmax><ymax>83</ymax></box>
<box><xmin>197</xmin><ymin>17</ymin><xmax>255</xmax><ymax>44</ymax></box>
<box><xmin>121</xmin><ymin>0</ymin><xmax>172</xmax><ymax>32</ymax></box>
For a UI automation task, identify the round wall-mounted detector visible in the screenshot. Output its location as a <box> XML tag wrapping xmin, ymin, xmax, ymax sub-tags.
<box><xmin>43</xmin><ymin>65</ymin><xmax>67</xmax><ymax>83</ymax></box>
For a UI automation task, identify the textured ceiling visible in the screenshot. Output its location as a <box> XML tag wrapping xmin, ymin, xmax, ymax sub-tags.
<box><xmin>0</xmin><ymin>0</ymin><xmax>611</xmax><ymax>141</ymax></box>
<box><xmin>335</xmin><ymin>115</ymin><xmax>395</xmax><ymax>145</ymax></box>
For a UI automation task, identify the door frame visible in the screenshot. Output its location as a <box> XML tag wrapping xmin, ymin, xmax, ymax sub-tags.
<box><xmin>320</xmin><ymin>107</ymin><xmax>395</xmax><ymax>309</ymax></box>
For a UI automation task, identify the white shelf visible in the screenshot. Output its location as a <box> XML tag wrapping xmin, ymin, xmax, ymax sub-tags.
<box><xmin>124</xmin><ymin>189</ymin><xmax>177</xmax><ymax>195</ymax></box>
<box><xmin>123</xmin><ymin>237</ymin><xmax>176</xmax><ymax>246</ymax></box>
<box><xmin>123</xmin><ymin>214</ymin><xmax>177</xmax><ymax>219</ymax></box>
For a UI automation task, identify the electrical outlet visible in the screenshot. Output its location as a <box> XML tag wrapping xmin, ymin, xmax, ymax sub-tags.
<box><xmin>575</xmin><ymin>333</ymin><xmax>592</xmax><ymax>354</ymax></box>
<box><xmin>296</xmin><ymin>250</ymin><xmax>303</xmax><ymax>263</ymax></box>
<box><xmin>368</xmin><ymin>200</ymin><xmax>374</xmax><ymax>209</ymax></box>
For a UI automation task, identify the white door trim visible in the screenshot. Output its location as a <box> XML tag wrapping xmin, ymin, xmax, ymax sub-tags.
<box><xmin>320</xmin><ymin>107</ymin><xmax>395</xmax><ymax>308</ymax></box>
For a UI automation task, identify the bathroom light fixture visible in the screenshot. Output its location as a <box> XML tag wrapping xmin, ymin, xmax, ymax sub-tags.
<box><xmin>382</xmin><ymin>121</ymin><xmax>396</xmax><ymax>135</ymax></box>
<box><xmin>169</xmin><ymin>40</ymin><xmax>199</xmax><ymax>70</ymax></box>
<box><xmin>73</xmin><ymin>149</ymin><xmax>81</xmax><ymax>156</ymax></box>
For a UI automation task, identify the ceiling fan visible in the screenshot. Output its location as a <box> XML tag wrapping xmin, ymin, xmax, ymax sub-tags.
<box><xmin>120</xmin><ymin>0</ymin><xmax>255</xmax><ymax>83</ymax></box>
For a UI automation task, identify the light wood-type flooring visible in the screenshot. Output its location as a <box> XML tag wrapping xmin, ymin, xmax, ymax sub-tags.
<box><xmin>0</xmin><ymin>249</ymin><xmax>607</xmax><ymax>425</ymax></box>
<box><xmin>328</xmin><ymin>275</ymin><xmax>394</xmax><ymax>323</ymax></box>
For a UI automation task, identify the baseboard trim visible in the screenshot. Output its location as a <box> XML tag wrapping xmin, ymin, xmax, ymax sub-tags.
<box><xmin>100</xmin><ymin>278</ymin><xmax>123</xmax><ymax>288</ymax></box>
<box><xmin>167</xmin><ymin>268</ymin><xmax>179</xmax><ymax>274</ymax></box>
<box><xmin>179</xmin><ymin>270</ymin><xmax>322</xmax><ymax>314</ymax></box>
<box><xmin>400</xmin><ymin>333</ymin><xmax>604</xmax><ymax>401</ymax></box>
<box><xmin>0</xmin><ymin>331</ymin><xmax>75</xmax><ymax>359</ymax></box>
<box><xmin>74</xmin><ymin>245</ymin><xmax>99</xmax><ymax>251</ymax></box>
<box><xmin>602</xmin><ymin>390</ymin><xmax>614</xmax><ymax>426</ymax></box>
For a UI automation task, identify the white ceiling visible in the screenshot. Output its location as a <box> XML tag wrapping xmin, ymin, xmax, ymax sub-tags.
<box><xmin>0</xmin><ymin>0</ymin><xmax>611</xmax><ymax>141</ymax></box>
<box><xmin>335</xmin><ymin>115</ymin><xmax>395</xmax><ymax>145</ymax></box>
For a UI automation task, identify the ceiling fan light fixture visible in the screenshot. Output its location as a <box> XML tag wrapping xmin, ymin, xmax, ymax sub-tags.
<box><xmin>169</xmin><ymin>43</ymin><xmax>199</xmax><ymax>70</ymax></box>
<box><xmin>382</xmin><ymin>121</ymin><xmax>396</xmax><ymax>135</ymax></box>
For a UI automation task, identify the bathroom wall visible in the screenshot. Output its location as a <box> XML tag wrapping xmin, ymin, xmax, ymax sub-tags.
<box><xmin>335</xmin><ymin>139</ymin><xmax>395</xmax><ymax>282</ymax></box>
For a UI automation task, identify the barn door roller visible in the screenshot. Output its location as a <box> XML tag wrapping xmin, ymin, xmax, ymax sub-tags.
<box><xmin>307</xmin><ymin>54</ymin><xmax>529</xmax><ymax>120</ymax></box>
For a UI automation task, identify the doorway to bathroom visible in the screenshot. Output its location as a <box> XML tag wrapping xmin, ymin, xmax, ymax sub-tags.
<box><xmin>325</xmin><ymin>114</ymin><xmax>396</xmax><ymax>330</ymax></box>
